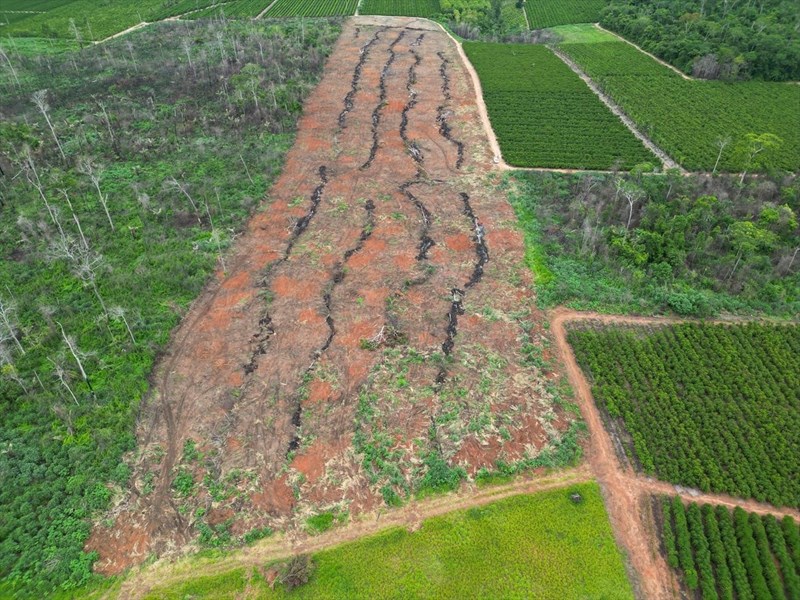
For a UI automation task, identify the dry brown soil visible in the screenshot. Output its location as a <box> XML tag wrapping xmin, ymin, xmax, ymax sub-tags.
<box><xmin>88</xmin><ymin>16</ymin><xmax>575</xmax><ymax>575</ymax></box>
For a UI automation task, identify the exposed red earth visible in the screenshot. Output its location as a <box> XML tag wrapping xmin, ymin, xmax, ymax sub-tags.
<box><xmin>88</xmin><ymin>17</ymin><xmax>575</xmax><ymax>575</ymax></box>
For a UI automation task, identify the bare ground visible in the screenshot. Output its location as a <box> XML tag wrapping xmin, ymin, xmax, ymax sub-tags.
<box><xmin>88</xmin><ymin>16</ymin><xmax>575</xmax><ymax>576</ymax></box>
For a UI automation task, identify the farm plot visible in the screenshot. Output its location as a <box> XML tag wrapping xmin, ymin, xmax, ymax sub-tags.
<box><xmin>265</xmin><ymin>0</ymin><xmax>358</xmax><ymax>17</ymax></box>
<box><xmin>560</xmin><ymin>38</ymin><xmax>800</xmax><ymax>172</ymax></box>
<box><xmin>525</xmin><ymin>0</ymin><xmax>605</xmax><ymax>28</ymax></box>
<box><xmin>463</xmin><ymin>42</ymin><xmax>655</xmax><ymax>169</ymax></box>
<box><xmin>658</xmin><ymin>497</ymin><xmax>800</xmax><ymax>599</ymax></box>
<box><xmin>568</xmin><ymin>322</ymin><xmax>800</xmax><ymax>507</ymax></box>
<box><xmin>2</xmin><ymin>0</ymin><xmax>167</xmax><ymax>39</ymax></box>
<box><xmin>87</xmin><ymin>17</ymin><xmax>577</xmax><ymax>576</ymax></box>
<box><xmin>360</xmin><ymin>0</ymin><xmax>440</xmax><ymax>17</ymax></box>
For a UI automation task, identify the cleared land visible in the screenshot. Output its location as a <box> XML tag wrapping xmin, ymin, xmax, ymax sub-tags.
<box><xmin>463</xmin><ymin>42</ymin><xmax>655</xmax><ymax>169</ymax></box>
<box><xmin>140</xmin><ymin>484</ymin><xmax>635</xmax><ymax>599</ymax></box>
<box><xmin>525</xmin><ymin>0</ymin><xmax>605</xmax><ymax>28</ymax></box>
<box><xmin>658</xmin><ymin>497</ymin><xmax>800</xmax><ymax>599</ymax></box>
<box><xmin>360</xmin><ymin>0</ymin><xmax>441</xmax><ymax>17</ymax></box>
<box><xmin>560</xmin><ymin>34</ymin><xmax>800</xmax><ymax>172</ymax></box>
<box><xmin>568</xmin><ymin>322</ymin><xmax>800</xmax><ymax>507</ymax></box>
<box><xmin>86</xmin><ymin>18</ymin><xmax>577</xmax><ymax>576</ymax></box>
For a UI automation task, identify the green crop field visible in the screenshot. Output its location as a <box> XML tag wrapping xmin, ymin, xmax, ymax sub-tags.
<box><xmin>463</xmin><ymin>42</ymin><xmax>655</xmax><ymax>169</ymax></box>
<box><xmin>141</xmin><ymin>483</ymin><xmax>634</xmax><ymax>599</ymax></box>
<box><xmin>560</xmin><ymin>35</ymin><xmax>800</xmax><ymax>172</ymax></box>
<box><xmin>525</xmin><ymin>0</ymin><xmax>605</xmax><ymax>28</ymax></box>
<box><xmin>148</xmin><ymin>0</ymin><xmax>225</xmax><ymax>20</ymax></box>
<box><xmin>264</xmin><ymin>0</ymin><xmax>358</xmax><ymax>17</ymax></box>
<box><xmin>361</xmin><ymin>0</ymin><xmax>441</xmax><ymax>17</ymax></box>
<box><xmin>2</xmin><ymin>0</ymin><xmax>168</xmax><ymax>40</ymax></box>
<box><xmin>659</xmin><ymin>497</ymin><xmax>800</xmax><ymax>599</ymax></box>
<box><xmin>569</xmin><ymin>323</ymin><xmax>800</xmax><ymax>507</ymax></box>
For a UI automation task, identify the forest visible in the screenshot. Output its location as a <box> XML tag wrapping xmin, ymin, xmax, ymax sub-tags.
<box><xmin>600</xmin><ymin>0</ymin><xmax>800</xmax><ymax>81</ymax></box>
<box><xmin>569</xmin><ymin>323</ymin><xmax>800</xmax><ymax>506</ymax></box>
<box><xmin>508</xmin><ymin>171</ymin><xmax>799</xmax><ymax>316</ymax></box>
<box><xmin>0</xmin><ymin>18</ymin><xmax>339</xmax><ymax>596</ymax></box>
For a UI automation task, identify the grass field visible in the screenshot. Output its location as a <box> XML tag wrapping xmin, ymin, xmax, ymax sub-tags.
<box><xmin>560</xmin><ymin>31</ymin><xmax>800</xmax><ymax>172</ymax></box>
<box><xmin>463</xmin><ymin>42</ymin><xmax>655</xmax><ymax>169</ymax></box>
<box><xmin>548</xmin><ymin>23</ymin><xmax>617</xmax><ymax>44</ymax></box>
<box><xmin>659</xmin><ymin>497</ymin><xmax>800</xmax><ymax>598</ymax></box>
<box><xmin>360</xmin><ymin>0</ymin><xmax>440</xmax><ymax>17</ymax></box>
<box><xmin>525</xmin><ymin>0</ymin><xmax>605</xmax><ymax>28</ymax></box>
<box><xmin>140</xmin><ymin>483</ymin><xmax>634</xmax><ymax>599</ymax></box>
<box><xmin>569</xmin><ymin>323</ymin><xmax>800</xmax><ymax>506</ymax></box>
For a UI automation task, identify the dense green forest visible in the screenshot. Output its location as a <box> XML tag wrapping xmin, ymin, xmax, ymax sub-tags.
<box><xmin>569</xmin><ymin>323</ymin><xmax>800</xmax><ymax>506</ymax></box>
<box><xmin>508</xmin><ymin>171</ymin><xmax>800</xmax><ymax>316</ymax></box>
<box><xmin>0</xmin><ymin>18</ymin><xmax>340</xmax><ymax>596</ymax></box>
<box><xmin>659</xmin><ymin>498</ymin><xmax>800</xmax><ymax>598</ymax></box>
<box><xmin>601</xmin><ymin>0</ymin><xmax>800</xmax><ymax>81</ymax></box>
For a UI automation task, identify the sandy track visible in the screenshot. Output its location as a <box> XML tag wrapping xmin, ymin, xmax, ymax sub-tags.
<box><xmin>89</xmin><ymin>16</ymin><xmax>575</xmax><ymax>576</ymax></box>
<box><xmin>550</xmin><ymin>308</ymin><xmax>799</xmax><ymax>600</ymax></box>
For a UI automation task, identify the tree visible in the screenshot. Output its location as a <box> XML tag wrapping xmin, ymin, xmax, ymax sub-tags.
<box><xmin>712</xmin><ymin>136</ymin><xmax>731</xmax><ymax>174</ymax></box>
<box><xmin>0</xmin><ymin>293</ymin><xmax>24</xmax><ymax>355</ymax></box>
<box><xmin>736</xmin><ymin>133</ymin><xmax>783</xmax><ymax>182</ymax></box>
<box><xmin>78</xmin><ymin>158</ymin><xmax>115</xmax><ymax>231</ymax></box>
<box><xmin>56</xmin><ymin>321</ymin><xmax>93</xmax><ymax>392</ymax></box>
<box><xmin>31</xmin><ymin>89</ymin><xmax>66</xmax><ymax>162</ymax></box>
<box><xmin>0</xmin><ymin>46</ymin><xmax>21</xmax><ymax>89</ymax></box>
<box><xmin>726</xmin><ymin>220</ymin><xmax>777</xmax><ymax>280</ymax></box>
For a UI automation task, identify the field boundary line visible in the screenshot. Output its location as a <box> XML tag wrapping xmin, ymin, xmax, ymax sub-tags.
<box><xmin>94</xmin><ymin>22</ymin><xmax>150</xmax><ymax>44</ymax></box>
<box><xmin>108</xmin><ymin>467</ymin><xmax>593</xmax><ymax>599</ymax></box>
<box><xmin>256</xmin><ymin>0</ymin><xmax>280</xmax><ymax>19</ymax></box>
<box><xmin>549</xmin><ymin>46</ymin><xmax>685</xmax><ymax>173</ymax></box>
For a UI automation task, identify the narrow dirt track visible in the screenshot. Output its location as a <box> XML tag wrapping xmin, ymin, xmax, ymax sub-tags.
<box><xmin>89</xmin><ymin>16</ymin><xmax>576</xmax><ymax>577</ymax></box>
<box><xmin>550</xmin><ymin>308</ymin><xmax>800</xmax><ymax>600</ymax></box>
<box><xmin>111</xmin><ymin>466</ymin><xmax>592</xmax><ymax>599</ymax></box>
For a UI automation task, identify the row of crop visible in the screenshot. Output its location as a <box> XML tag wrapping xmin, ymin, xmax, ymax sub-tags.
<box><xmin>524</xmin><ymin>0</ymin><xmax>605</xmax><ymax>28</ymax></box>
<box><xmin>660</xmin><ymin>497</ymin><xmax>800</xmax><ymax>599</ymax></box>
<box><xmin>147</xmin><ymin>0</ymin><xmax>224</xmax><ymax>20</ymax></box>
<box><xmin>265</xmin><ymin>0</ymin><xmax>358</xmax><ymax>17</ymax></box>
<box><xmin>559</xmin><ymin>40</ymin><xmax>800</xmax><ymax>172</ymax></box>
<box><xmin>360</xmin><ymin>0</ymin><xmax>440</xmax><ymax>17</ymax></box>
<box><xmin>464</xmin><ymin>42</ymin><xmax>655</xmax><ymax>169</ymax></box>
<box><xmin>569</xmin><ymin>322</ymin><xmax>800</xmax><ymax>507</ymax></box>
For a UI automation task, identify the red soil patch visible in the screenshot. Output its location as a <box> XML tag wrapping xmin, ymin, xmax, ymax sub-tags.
<box><xmin>306</xmin><ymin>379</ymin><xmax>333</xmax><ymax>404</ymax></box>
<box><xmin>444</xmin><ymin>233</ymin><xmax>472</xmax><ymax>251</ymax></box>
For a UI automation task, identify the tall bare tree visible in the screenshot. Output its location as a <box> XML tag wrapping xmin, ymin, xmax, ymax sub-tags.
<box><xmin>31</xmin><ymin>89</ymin><xmax>66</xmax><ymax>162</ymax></box>
<box><xmin>79</xmin><ymin>158</ymin><xmax>115</xmax><ymax>230</ymax></box>
<box><xmin>0</xmin><ymin>293</ymin><xmax>24</xmax><ymax>354</ymax></box>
